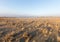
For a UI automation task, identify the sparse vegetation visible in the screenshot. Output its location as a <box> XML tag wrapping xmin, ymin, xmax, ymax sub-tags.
<box><xmin>0</xmin><ymin>17</ymin><xmax>60</xmax><ymax>42</ymax></box>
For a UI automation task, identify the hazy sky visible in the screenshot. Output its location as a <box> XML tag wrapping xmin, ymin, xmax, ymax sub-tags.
<box><xmin>0</xmin><ymin>0</ymin><xmax>60</xmax><ymax>17</ymax></box>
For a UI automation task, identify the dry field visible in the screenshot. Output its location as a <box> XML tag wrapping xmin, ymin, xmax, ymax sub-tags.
<box><xmin>0</xmin><ymin>17</ymin><xmax>60</xmax><ymax>42</ymax></box>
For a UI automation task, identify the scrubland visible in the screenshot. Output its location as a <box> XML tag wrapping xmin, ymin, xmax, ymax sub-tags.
<box><xmin>0</xmin><ymin>17</ymin><xmax>60</xmax><ymax>42</ymax></box>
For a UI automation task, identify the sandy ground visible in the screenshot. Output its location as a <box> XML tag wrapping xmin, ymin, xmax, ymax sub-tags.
<box><xmin>0</xmin><ymin>17</ymin><xmax>60</xmax><ymax>42</ymax></box>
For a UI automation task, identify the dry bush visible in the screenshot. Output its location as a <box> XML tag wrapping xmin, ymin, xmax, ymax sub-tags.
<box><xmin>0</xmin><ymin>17</ymin><xmax>60</xmax><ymax>42</ymax></box>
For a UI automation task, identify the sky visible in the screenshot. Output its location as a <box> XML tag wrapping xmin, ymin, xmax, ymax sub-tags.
<box><xmin>0</xmin><ymin>0</ymin><xmax>60</xmax><ymax>17</ymax></box>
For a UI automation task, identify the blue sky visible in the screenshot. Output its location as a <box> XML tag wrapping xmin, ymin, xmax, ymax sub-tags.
<box><xmin>0</xmin><ymin>0</ymin><xmax>60</xmax><ymax>17</ymax></box>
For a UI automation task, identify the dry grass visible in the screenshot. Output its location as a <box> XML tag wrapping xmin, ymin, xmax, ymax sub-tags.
<box><xmin>0</xmin><ymin>17</ymin><xmax>60</xmax><ymax>42</ymax></box>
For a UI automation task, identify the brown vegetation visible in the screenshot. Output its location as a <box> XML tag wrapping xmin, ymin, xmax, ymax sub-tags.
<box><xmin>0</xmin><ymin>17</ymin><xmax>60</xmax><ymax>42</ymax></box>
